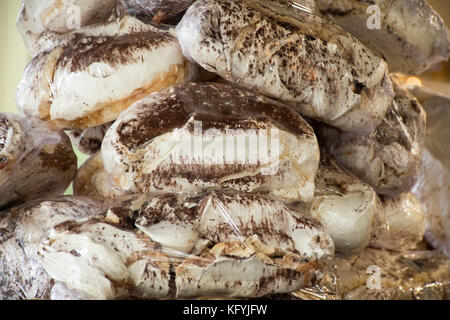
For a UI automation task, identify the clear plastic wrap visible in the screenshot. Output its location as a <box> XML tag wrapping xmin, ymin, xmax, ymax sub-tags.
<box><xmin>101</xmin><ymin>82</ymin><xmax>320</xmax><ymax>204</ymax></box>
<box><xmin>370</xmin><ymin>193</ymin><xmax>426</xmax><ymax>252</ymax></box>
<box><xmin>17</xmin><ymin>0</ymin><xmax>117</xmax><ymax>56</ymax></box>
<box><xmin>67</xmin><ymin>122</ymin><xmax>113</xmax><ymax>155</ymax></box>
<box><xmin>315</xmin><ymin>0</ymin><xmax>450</xmax><ymax>75</ymax></box>
<box><xmin>176</xmin><ymin>0</ymin><xmax>393</xmax><ymax>134</ymax></box>
<box><xmin>409</xmin><ymin>85</ymin><xmax>450</xmax><ymax>257</ymax></box>
<box><xmin>16</xmin><ymin>16</ymin><xmax>189</xmax><ymax>130</ymax></box>
<box><xmin>0</xmin><ymin>197</ymin><xmax>105</xmax><ymax>300</ymax></box>
<box><xmin>1</xmin><ymin>191</ymin><xmax>335</xmax><ymax>300</ymax></box>
<box><xmin>319</xmin><ymin>76</ymin><xmax>426</xmax><ymax>196</ymax></box>
<box><xmin>116</xmin><ymin>0</ymin><xmax>195</xmax><ymax>26</ymax></box>
<box><xmin>334</xmin><ymin>248</ymin><xmax>449</xmax><ymax>300</ymax></box>
<box><xmin>0</xmin><ymin>113</ymin><xmax>77</xmax><ymax>210</ymax></box>
<box><xmin>295</xmin><ymin>149</ymin><xmax>384</xmax><ymax>255</ymax></box>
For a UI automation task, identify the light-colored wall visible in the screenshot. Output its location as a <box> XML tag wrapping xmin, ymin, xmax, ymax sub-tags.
<box><xmin>0</xmin><ymin>0</ymin><xmax>28</xmax><ymax>114</ymax></box>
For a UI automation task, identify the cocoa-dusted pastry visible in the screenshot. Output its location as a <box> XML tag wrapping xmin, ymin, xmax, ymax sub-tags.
<box><xmin>371</xmin><ymin>193</ymin><xmax>426</xmax><ymax>252</ymax></box>
<box><xmin>335</xmin><ymin>249</ymin><xmax>449</xmax><ymax>300</ymax></box>
<box><xmin>17</xmin><ymin>16</ymin><xmax>190</xmax><ymax>130</ymax></box>
<box><xmin>297</xmin><ymin>150</ymin><xmax>381</xmax><ymax>255</ymax></box>
<box><xmin>102</xmin><ymin>82</ymin><xmax>320</xmax><ymax>203</ymax></box>
<box><xmin>74</xmin><ymin>153</ymin><xmax>128</xmax><ymax>200</ymax></box>
<box><xmin>39</xmin><ymin>191</ymin><xmax>335</xmax><ymax>299</ymax></box>
<box><xmin>409</xmin><ymin>85</ymin><xmax>450</xmax><ymax>257</ymax></box>
<box><xmin>413</xmin><ymin>149</ymin><xmax>450</xmax><ymax>258</ymax></box>
<box><xmin>68</xmin><ymin>122</ymin><xmax>112</xmax><ymax>155</ymax></box>
<box><xmin>116</xmin><ymin>0</ymin><xmax>195</xmax><ymax>26</ymax></box>
<box><xmin>17</xmin><ymin>0</ymin><xmax>117</xmax><ymax>56</ymax></box>
<box><xmin>176</xmin><ymin>0</ymin><xmax>394</xmax><ymax>134</ymax></box>
<box><xmin>316</xmin><ymin>0</ymin><xmax>450</xmax><ymax>75</ymax></box>
<box><xmin>0</xmin><ymin>113</ymin><xmax>77</xmax><ymax>210</ymax></box>
<box><xmin>0</xmin><ymin>197</ymin><xmax>104</xmax><ymax>300</ymax></box>
<box><xmin>319</xmin><ymin>77</ymin><xmax>426</xmax><ymax>196</ymax></box>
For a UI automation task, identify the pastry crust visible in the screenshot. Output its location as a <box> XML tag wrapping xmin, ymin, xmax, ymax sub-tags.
<box><xmin>102</xmin><ymin>82</ymin><xmax>320</xmax><ymax>203</ymax></box>
<box><xmin>316</xmin><ymin>0</ymin><xmax>450</xmax><ymax>75</ymax></box>
<box><xmin>0</xmin><ymin>113</ymin><xmax>77</xmax><ymax>210</ymax></box>
<box><xmin>17</xmin><ymin>0</ymin><xmax>117</xmax><ymax>56</ymax></box>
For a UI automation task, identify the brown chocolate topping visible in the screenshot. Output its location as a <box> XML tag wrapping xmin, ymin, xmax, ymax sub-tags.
<box><xmin>58</xmin><ymin>31</ymin><xmax>170</xmax><ymax>73</ymax></box>
<box><xmin>118</xmin><ymin>82</ymin><xmax>313</xmax><ymax>149</ymax></box>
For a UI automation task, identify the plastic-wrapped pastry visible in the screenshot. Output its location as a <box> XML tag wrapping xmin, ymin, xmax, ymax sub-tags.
<box><xmin>0</xmin><ymin>113</ymin><xmax>77</xmax><ymax>210</ymax></box>
<box><xmin>409</xmin><ymin>85</ymin><xmax>450</xmax><ymax>169</ymax></box>
<box><xmin>17</xmin><ymin>0</ymin><xmax>117</xmax><ymax>56</ymax></box>
<box><xmin>370</xmin><ymin>193</ymin><xmax>426</xmax><ymax>252</ymax></box>
<box><xmin>102</xmin><ymin>82</ymin><xmax>320</xmax><ymax>203</ymax></box>
<box><xmin>409</xmin><ymin>86</ymin><xmax>450</xmax><ymax>257</ymax></box>
<box><xmin>0</xmin><ymin>197</ymin><xmax>104</xmax><ymax>300</ymax></box>
<box><xmin>316</xmin><ymin>0</ymin><xmax>450</xmax><ymax>75</ymax></box>
<box><xmin>74</xmin><ymin>153</ymin><xmax>128</xmax><ymax>200</ymax></box>
<box><xmin>319</xmin><ymin>77</ymin><xmax>426</xmax><ymax>196</ymax></box>
<box><xmin>296</xmin><ymin>150</ymin><xmax>381</xmax><ymax>255</ymax></box>
<box><xmin>335</xmin><ymin>248</ymin><xmax>449</xmax><ymax>300</ymax></box>
<box><xmin>38</xmin><ymin>191</ymin><xmax>335</xmax><ymax>299</ymax></box>
<box><xmin>17</xmin><ymin>16</ymin><xmax>189</xmax><ymax>130</ymax></box>
<box><xmin>116</xmin><ymin>0</ymin><xmax>195</xmax><ymax>26</ymax></box>
<box><xmin>67</xmin><ymin>122</ymin><xmax>112</xmax><ymax>155</ymax></box>
<box><xmin>176</xmin><ymin>0</ymin><xmax>394</xmax><ymax>134</ymax></box>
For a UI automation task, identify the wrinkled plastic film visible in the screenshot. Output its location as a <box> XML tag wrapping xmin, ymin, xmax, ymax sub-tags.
<box><xmin>30</xmin><ymin>191</ymin><xmax>336</xmax><ymax>299</ymax></box>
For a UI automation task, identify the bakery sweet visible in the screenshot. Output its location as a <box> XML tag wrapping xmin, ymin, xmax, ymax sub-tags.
<box><xmin>39</xmin><ymin>191</ymin><xmax>334</xmax><ymax>299</ymax></box>
<box><xmin>17</xmin><ymin>16</ymin><xmax>190</xmax><ymax>130</ymax></box>
<box><xmin>176</xmin><ymin>0</ymin><xmax>394</xmax><ymax>133</ymax></box>
<box><xmin>102</xmin><ymin>82</ymin><xmax>320</xmax><ymax>203</ymax></box>
<box><xmin>371</xmin><ymin>193</ymin><xmax>426</xmax><ymax>252</ymax></box>
<box><xmin>319</xmin><ymin>77</ymin><xmax>426</xmax><ymax>196</ymax></box>
<box><xmin>297</xmin><ymin>150</ymin><xmax>381</xmax><ymax>255</ymax></box>
<box><xmin>0</xmin><ymin>113</ymin><xmax>77</xmax><ymax>210</ymax></box>
<box><xmin>0</xmin><ymin>197</ymin><xmax>104</xmax><ymax>300</ymax></box>
<box><xmin>68</xmin><ymin>122</ymin><xmax>112</xmax><ymax>155</ymax></box>
<box><xmin>335</xmin><ymin>248</ymin><xmax>449</xmax><ymax>300</ymax></box>
<box><xmin>316</xmin><ymin>0</ymin><xmax>450</xmax><ymax>75</ymax></box>
<box><xmin>17</xmin><ymin>0</ymin><xmax>117</xmax><ymax>56</ymax></box>
<box><xmin>74</xmin><ymin>153</ymin><xmax>128</xmax><ymax>200</ymax></box>
<box><xmin>116</xmin><ymin>0</ymin><xmax>195</xmax><ymax>26</ymax></box>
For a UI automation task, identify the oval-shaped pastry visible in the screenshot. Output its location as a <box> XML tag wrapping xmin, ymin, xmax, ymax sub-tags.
<box><xmin>176</xmin><ymin>0</ymin><xmax>394</xmax><ymax>133</ymax></box>
<box><xmin>17</xmin><ymin>16</ymin><xmax>189</xmax><ymax>130</ymax></box>
<box><xmin>0</xmin><ymin>113</ymin><xmax>77</xmax><ymax>210</ymax></box>
<box><xmin>0</xmin><ymin>197</ymin><xmax>104</xmax><ymax>300</ymax></box>
<box><xmin>319</xmin><ymin>77</ymin><xmax>426</xmax><ymax>196</ymax></box>
<box><xmin>74</xmin><ymin>153</ymin><xmax>128</xmax><ymax>200</ymax></box>
<box><xmin>316</xmin><ymin>0</ymin><xmax>450</xmax><ymax>75</ymax></box>
<box><xmin>17</xmin><ymin>0</ymin><xmax>117</xmax><ymax>56</ymax></box>
<box><xmin>371</xmin><ymin>193</ymin><xmax>426</xmax><ymax>252</ymax></box>
<box><xmin>299</xmin><ymin>150</ymin><xmax>381</xmax><ymax>255</ymax></box>
<box><xmin>38</xmin><ymin>191</ymin><xmax>334</xmax><ymax>299</ymax></box>
<box><xmin>102</xmin><ymin>82</ymin><xmax>320</xmax><ymax>203</ymax></box>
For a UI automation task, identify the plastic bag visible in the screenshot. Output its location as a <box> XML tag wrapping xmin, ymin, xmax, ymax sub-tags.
<box><xmin>0</xmin><ymin>113</ymin><xmax>77</xmax><ymax>211</ymax></box>
<box><xmin>0</xmin><ymin>197</ymin><xmax>105</xmax><ymax>300</ymax></box>
<box><xmin>116</xmin><ymin>0</ymin><xmax>195</xmax><ymax>26</ymax></box>
<box><xmin>2</xmin><ymin>191</ymin><xmax>335</xmax><ymax>300</ymax></box>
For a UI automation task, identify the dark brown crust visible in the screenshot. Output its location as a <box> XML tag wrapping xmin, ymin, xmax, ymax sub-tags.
<box><xmin>118</xmin><ymin>82</ymin><xmax>314</xmax><ymax>149</ymax></box>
